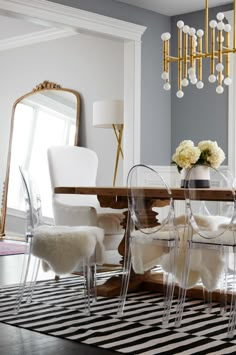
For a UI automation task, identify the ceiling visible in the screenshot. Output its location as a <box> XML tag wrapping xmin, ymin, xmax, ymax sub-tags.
<box><xmin>0</xmin><ymin>0</ymin><xmax>233</xmax><ymax>43</ymax></box>
<box><xmin>0</xmin><ymin>14</ymin><xmax>48</xmax><ymax>41</ymax></box>
<box><xmin>115</xmin><ymin>0</ymin><xmax>232</xmax><ymax>16</ymax></box>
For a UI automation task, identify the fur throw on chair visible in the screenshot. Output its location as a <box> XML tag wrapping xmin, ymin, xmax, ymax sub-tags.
<box><xmin>131</xmin><ymin>214</ymin><xmax>231</xmax><ymax>290</ymax></box>
<box><xmin>32</xmin><ymin>225</ymin><xmax>105</xmax><ymax>275</ymax></box>
<box><xmin>163</xmin><ymin>214</ymin><xmax>231</xmax><ymax>290</ymax></box>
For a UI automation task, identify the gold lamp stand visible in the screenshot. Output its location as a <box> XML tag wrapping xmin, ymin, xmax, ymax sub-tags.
<box><xmin>112</xmin><ymin>124</ymin><xmax>124</xmax><ymax>187</ymax></box>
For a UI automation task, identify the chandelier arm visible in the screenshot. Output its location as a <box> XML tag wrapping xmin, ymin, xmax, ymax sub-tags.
<box><xmin>190</xmin><ymin>34</ymin><xmax>194</xmax><ymax>68</ymax></box>
<box><xmin>210</xmin><ymin>27</ymin><xmax>215</xmax><ymax>76</ymax></box>
<box><xmin>218</xmin><ymin>29</ymin><xmax>223</xmax><ymax>85</ymax></box>
<box><xmin>197</xmin><ymin>36</ymin><xmax>203</xmax><ymax>81</ymax></box>
<box><xmin>163</xmin><ymin>40</ymin><xmax>167</xmax><ymax>73</ymax></box>
<box><xmin>184</xmin><ymin>32</ymin><xmax>188</xmax><ymax>79</ymax></box>
<box><xmin>225</xmin><ymin>31</ymin><xmax>230</xmax><ymax>79</ymax></box>
<box><xmin>178</xmin><ymin>27</ymin><xmax>183</xmax><ymax>91</ymax></box>
<box><xmin>205</xmin><ymin>0</ymin><xmax>209</xmax><ymax>53</ymax></box>
<box><xmin>167</xmin><ymin>40</ymin><xmax>170</xmax><ymax>75</ymax></box>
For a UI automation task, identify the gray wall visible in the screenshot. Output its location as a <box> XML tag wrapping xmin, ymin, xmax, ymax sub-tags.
<box><xmin>48</xmin><ymin>0</ymin><xmax>171</xmax><ymax>165</ymax></box>
<box><xmin>171</xmin><ymin>4</ymin><xmax>232</xmax><ymax>163</ymax></box>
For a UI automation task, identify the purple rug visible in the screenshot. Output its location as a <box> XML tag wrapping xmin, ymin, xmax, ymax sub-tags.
<box><xmin>0</xmin><ymin>242</ymin><xmax>26</xmax><ymax>256</ymax></box>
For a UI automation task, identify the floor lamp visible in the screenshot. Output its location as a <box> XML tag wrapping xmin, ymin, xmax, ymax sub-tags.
<box><xmin>93</xmin><ymin>100</ymin><xmax>124</xmax><ymax>186</ymax></box>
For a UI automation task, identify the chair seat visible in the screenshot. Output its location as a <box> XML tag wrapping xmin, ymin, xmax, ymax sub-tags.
<box><xmin>32</xmin><ymin>225</ymin><xmax>105</xmax><ymax>275</ymax></box>
<box><xmin>130</xmin><ymin>230</ymin><xmax>176</xmax><ymax>274</ymax></box>
<box><xmin>175</xmin><ymin>214</ymin><xmax>231</xmax><ymax>231</ymax></box>
<box><xmin>192</xmin><ymin>229</ymin><xmax>235</xmax><ymax>245</ymax></box>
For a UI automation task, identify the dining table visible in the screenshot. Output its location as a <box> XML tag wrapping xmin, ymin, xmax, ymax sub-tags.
<box><xmin>54</xmin><ymin>185</ymin><xmax>234</xmax><ymax>301</ymax></box>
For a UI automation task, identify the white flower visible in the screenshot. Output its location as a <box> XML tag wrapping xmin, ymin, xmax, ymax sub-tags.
<box><xmin>172</xmin><ymin>139</ymin><xmax>225</xmax><ymax>171</ymax></box>
<box><xmin>172</xmin><ymin>142</ymin><xmax>201</xmax><ymax>169</ymax></box>
<box><xmin>198</xmin><ymin>140</ymin><xmax>225</xmax><ymax>168</ymax></box>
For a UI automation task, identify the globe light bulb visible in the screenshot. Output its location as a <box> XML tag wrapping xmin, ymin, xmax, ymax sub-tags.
<box><xmin>176</xmin><ymin>90</ymin><xmax>184</xmax><ymax>98</ymax></box>
<box><xmin>208</xmin><ymin>74</ymin><xmax>216</xmax><ymax>83</ymax></box>
<box><xmin>225</xmin><ymin>24</ymin><xmax>231</xmax><ymax>32</ymax></box>
<box><xmin>189</xmin><ymin>27</ymin><xmax>196</xmax><ymax>36</ymax></box>
<box><xmin>217</xmin><ymin>21</ymin><xmax>225</xmax><ymax>31</ymax></box>
<box><xmin>161</xmin><ymin>32</ymin><xmax>171</xmax><ymax>41</ymax></box>
<box><xmin>190</xmin><ymin>77</ymin><xmax>198</xmax><ymax>85</ymax></box>
<box><xmin>177</xmin><ymin>20</ymin><xmax>184</xmax><ymax>29</ymax></box>
<box><xmin>218</xmin><ymin>73</ymin><xmax>224</xmax><ymax>81</ymax></box>
<box><xmin>209</xmin><ymin>20</ymin><xmax>217</xmax><ymax>28</ymax></box>
<box><xmin>163</xmin><ymin>82</ymin><xmax>171</xmax><ymax>91</ymax></box>
<box><xmin>183</xmin><ymin>25</ymin><xmax>190</xmax><ymax>34</ymax></box>
<box><xmin>196</xmin><ymin>81</ymin><xmax>204</xmax><ymax>89</ymax></box>
<box><xmin>216</xmin><ymin>63</ymin><xmax>224</xmax><ymax>72</ymax></box>
<box><xmin>197</xmin><ymin>29</ymin><xmax>204</xmax><ymax>37</ymax></box>
<box><xmin>161</xmin><ymin>71</ymin><xmax>169</xmax><ymax>80</ymax></box>
<box><xmin>188</xmin><ymin>67</ymin><xmax>195</xmax><ymax>76</ymax></box>
<box><xmin>216</xmin><ymin>12</ymin><xmax>225</xmax><ymax>21</ymax></box>
<box><xmin>224</xmin><ymin>77</ymin><xmax>232</xmax><ymax>86</ymax></box>
<box><xmin>189</xmin><ymin>73</ymin><xmax>196</xmax><ymax>80</ymax></box>
<box><xmin>216</xmin><ymin>85</ymin><xmax>224</xmax><ymax>94</ymax></box>
<box><xmin>182</xmin><ymin>78</ymin><xmax>189</xmax><ymax>87</ymax></box>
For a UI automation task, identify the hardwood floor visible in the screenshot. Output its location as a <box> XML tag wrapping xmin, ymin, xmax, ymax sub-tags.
<box><xmin>0</xmin><ymin>323</ymin><xmax>116</xmax><ymax>355</ymax></box>
<box><xmin>0</xmin><ymin>252</ymin><xmax>116</xmax><ymax>355</ymax></box>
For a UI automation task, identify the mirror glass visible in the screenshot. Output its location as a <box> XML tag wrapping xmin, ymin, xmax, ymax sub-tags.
<box><xmin>2</xmin><ymin>81</ymin><xmax>80</xmax><ymax>237</ymax></box>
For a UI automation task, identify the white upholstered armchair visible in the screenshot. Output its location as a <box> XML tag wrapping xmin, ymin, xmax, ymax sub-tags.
<box><xmin>47</xmin><ymin>146</ymin><xmax>124</xmax><ymax>264</ymax></box>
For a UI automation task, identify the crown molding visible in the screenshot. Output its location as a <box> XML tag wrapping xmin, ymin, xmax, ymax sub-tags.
<box><xmin>0</xmin><ymin>27</ymin><xmax>77</xmax><ymax>51</ymax></box>
<box><xmin>0</xmin><ymin>0</ymin><xmax>146</xmax><ymax>41</ymax></box>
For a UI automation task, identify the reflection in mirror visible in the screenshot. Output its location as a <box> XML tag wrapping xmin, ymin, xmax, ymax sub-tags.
<box><xmin>2</xmin><ymin>81</ymin><xmax>80</xmax><ymax>238</ymax></box>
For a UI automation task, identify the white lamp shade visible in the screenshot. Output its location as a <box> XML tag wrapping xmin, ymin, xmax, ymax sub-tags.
<box><xmin>93</xmin><ymin>100</ymin><xmax>124</xmax><ymax>128</ymax></box>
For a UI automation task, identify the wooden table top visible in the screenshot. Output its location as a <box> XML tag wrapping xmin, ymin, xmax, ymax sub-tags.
<box><xmin>54</xmin><ymin>186</ymin><xmax>235</xmax><ymax>201</ymax></box>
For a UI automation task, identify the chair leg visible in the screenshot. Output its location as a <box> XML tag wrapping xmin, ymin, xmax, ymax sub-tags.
<box><xmin>117</xmin><ymin>247</ymin><xmax>132</xmax><ymax>316</ymax></box>
<box><xmin>83</xmin><ymin>257</ymin><xmax>97</xmax><ymax>315</ymax></box>
<box><xmin>25</xmin><ymin>258</ymin><xmax>41</xmax><ymax>304</ymax></box>
<box><xmin>219</xmin><ymin>251</ymin><xmax>229</xmax><ymax>316</ymax></box>
<box><xmin>203</xmin><ymin>289</ymin><xmax>213</xmax><ymax>313</ymax></box>
<box><xmin>175</xmin><ymin>241</ymin><xmax>192</xmax><ymax>328</ymax></box>
<box><xmin>117</xmin><ymin>213</ymin><xmax>132</xmax><ymax>316</ymax></box>
<box><xmin>90</xmin><ymin>263</ymin><xmax>97</xmax><ymax>304</ymax></box>
<box><xmin>162</xmin><ymin>243</ymin><xmax>177</xmax><ymax>327</ymax></box>
<box><xmin>227</xmin><ymin>250</ymin><xmax>236</xmax><ymax>338</ymax></box>
<box><xmin>13</xmin><ymin>238</ymin><xmax>33</xmax><ymax>314</ymax></box>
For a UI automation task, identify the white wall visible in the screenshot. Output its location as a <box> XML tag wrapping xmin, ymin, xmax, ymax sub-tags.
<box><xmin>1</xmin><ymin>31</ymin><xmax>124</xmax><ymax>235</ymax></box>
<box><xmin>0</xmin><ymin>32</ymin><xmax>124</xmax><ymax>185</ymax></box>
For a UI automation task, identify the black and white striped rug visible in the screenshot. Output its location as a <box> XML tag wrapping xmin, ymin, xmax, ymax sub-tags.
<box><xmin>0</xmin><ymin>272</ymin><xmax>236</xmax><ymax>354</ymax></box>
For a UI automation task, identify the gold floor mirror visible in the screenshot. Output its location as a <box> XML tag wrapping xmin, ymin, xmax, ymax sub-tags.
<box><xmin>0</xmin><ymin>81</ymin><xmax>80</xmax><ymax>237</ymax></box>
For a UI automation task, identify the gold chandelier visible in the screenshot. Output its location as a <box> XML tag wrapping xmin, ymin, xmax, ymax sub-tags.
<box><xmin>161</xmin><ymin>0</ymin><xmax>236</xmax><ymax>98</ymax></box>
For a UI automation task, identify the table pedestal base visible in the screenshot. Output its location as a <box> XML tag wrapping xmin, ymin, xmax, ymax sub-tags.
<box><xmin>97</xmin><ymin>272</ymin><xmax>230</xmax><ymax>304</ymax></box>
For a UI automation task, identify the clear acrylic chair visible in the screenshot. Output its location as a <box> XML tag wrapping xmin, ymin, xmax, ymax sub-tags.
<box><xmin>14</xmin><ymin>166</ymin><xmax>105</xmax><ymax>315</ymax></box>
<box><xmin>175</xmin><ymin>165</ymin><xmax>236</xmax><ymax>338</ymax></box>
<box><xmin>117</xmin><ymin>164</ymin><xmax>179</xmax><ymax>326</ymax></box>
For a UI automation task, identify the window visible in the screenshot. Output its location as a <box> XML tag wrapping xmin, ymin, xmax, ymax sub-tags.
<box><xmin>8</xmin><ymin>95</ymin><xmax>76</xmax><ymax>219</ymax></box>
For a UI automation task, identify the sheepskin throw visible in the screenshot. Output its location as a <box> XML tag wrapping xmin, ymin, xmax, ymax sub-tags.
<box><xmin>32</xmin><ymin>225</ymin><xmax>105</xmax><ymax>275</ymax></box>
<box><xmin>130</xmin><ymin>214</ymin><xmax>233</xmax><ymax>291</ymax></box>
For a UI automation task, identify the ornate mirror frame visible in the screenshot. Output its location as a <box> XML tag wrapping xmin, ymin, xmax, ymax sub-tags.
<box><xmin>0</xmin><ymin>80</ymin><xmax>80</xmax><ymax>237</ymax></box>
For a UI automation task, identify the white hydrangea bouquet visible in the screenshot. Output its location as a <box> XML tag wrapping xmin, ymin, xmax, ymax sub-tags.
<box><xmin>172</xmin><ymin>140</ymin><xmax>225</xmax><ymax>173</ymax></box>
